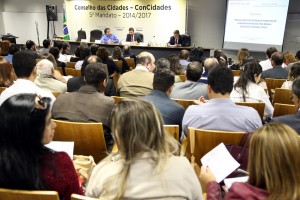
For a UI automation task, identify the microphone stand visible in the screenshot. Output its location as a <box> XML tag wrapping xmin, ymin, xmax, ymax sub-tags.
<box><xmin>35</xmin><ymin>21</ymin><xmax>40</xmax><ymax>47</ymax></box>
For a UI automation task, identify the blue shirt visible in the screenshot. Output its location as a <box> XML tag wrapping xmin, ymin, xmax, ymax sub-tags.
<box><xmin>101</xmin><ymin>34</ymin><xmax>119</xmax><ymax>44</ymax></box>
<box><xmin>4</xmin><ymin>54</ymin><xmax>13</xmax><ymax>64</ymax></box>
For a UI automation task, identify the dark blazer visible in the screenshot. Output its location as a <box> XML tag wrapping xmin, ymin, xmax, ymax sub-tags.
<box><xmin>126</xmin><ymin>33</ymin><xmax>142</xmax><ymax>43</ymax></box>
<box><xmin>168</xmin><ymin>35</ymin><xmax>189</xmax><ymax>46</ymax></box>
<box><xmin>262</xmin><ymin>65</ymin><xmax>288</xmax><ymax>79</ymax></box>
<box><xmin>271</xmin><ymin>110</ymin><xmax>300</xmax><ymax>135</ymax></box>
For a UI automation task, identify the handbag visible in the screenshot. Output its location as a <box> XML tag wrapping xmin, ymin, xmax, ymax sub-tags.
<box><xmin>73</xmin><ymin>155</ymin><xmax>96</xmax><ymax>185</ymax></box>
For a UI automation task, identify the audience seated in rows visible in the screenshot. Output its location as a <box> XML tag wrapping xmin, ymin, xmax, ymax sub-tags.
<box><xmin>0</xmin><ymin>51</ymin><xmax>55</xmax><ymax>106</ymax></box>
<box><xmin>259</xmin><ymin>47</ymin><xmax>278</xmax><ymax>71</ymax></box>
<box><xmin>39</xmin><ymin>39</ymin><xmax>51</xmax><ymax>55</ymax></box>
<box><xmin>179</xmin><ymin>49</ymin><xmax>190</xmax><ymax>70</ymax></box>
<box><xmin>0</xmin><ymin>93</ymin><xmax>83</xmax><ymax>200</ymax></box>
<box><xmin>156</xmin><ymin>58</ymin><xmax>170</xmax><ymax>70</ymax></box>
<box><xmin>168</xmin><ymin>54</ymin><xmax>184</xmax><ymax>83</ymax></box>
<box><xmin>123</xmin><ymin>45</ymin><xmax>137</xmax><ymax>63</ymax></box>
<box><xmin>230</xmin><ymin>61</ymin><xmax>273</xmax><ymax>117</ymax></box>
<box><xmin>272</xmin><ymin>77</ymin><xmax>300</xmax><ymax>134</ymax></box>
<box><xmin>199</xmin><ymin>57</ymin><xmax>219</xmax><ymax>84</ymax></box>
<box><xmin>0</xmin><ymin>58</ymin><xmax>16</xmax><ymax>87</ymax></box>
<box><xmin>189</xmin><ymin>47</ymin><xmax>205</xmax><ymax>63</ymax></box>
<box><xmin>213</xmin><ymin>49</ymin><xmax>228</xmax><ymax>68</ymax></box>
<box><xmin>201</xmin><ymin>123</ymin><xmax>300</xmax><ymax>199</ymax></box>
<box><xmin>182</xmin><ymin>65</ymin><xmax>262</xmax><ymax>135</ymax></box>
<box><xmin>25</xmin><ymin>40</ymin><xmax>41</xmax><ymax>59</ymax></box>
<box><xmin>118</xmin><ymin>51</ymin><xmax>155</xmax><ymax>97</ymax></box>
<box><xmin>282</xmin><ymin>51</ymin><xmax>296</xmax><ymax>68</ymax></box>
<box><xmin>4</xmin><ymin>44</ymin><xmax>20</xmax><ymax>64</ymax></box>
<box><xmin>52</xmin><ymin>62</ymin><xmax>115</xmax><ymax>148</ymax></box>
<box><xmin>62</xmin><ymin>42</ymin><xmax>71</xmax><ymax>55</ymax></box>
<box><xmin>41</xmin><ymin>53</ymin><xmax>67</xmax><ymax>84</ymax></box>
<box><xmin>86</xmin><ymin>98</ymin><xmax>202</xmax><ymax>199</ymax></box>
<box><xmin>230</xmin><ymin>48</ymin><xmax>250</xmax><ymax>70</ymax></box>
<box><xmin>143</xmin><ymin>68</ymin><xmax>185</xmax><ymax>135</ymax></box>
<box><xmin>262</xmin><ymin>52</ymin><xmax>288</xmax><ymax>79</ymax></box>
<box><xmin>111</xmin><ymin>46</ymin><xmax>130</xmax><ymax>73</ymax></box>
<box><xmin>170</xmin><ymin>61</ymin><xmax>208</xmax><ymax>100</ymax></box>
<box><xmin>34</xmin><ymin>59</ymin><xmax>67</xmax><ymax>93</ymax></box>
<box><xmin>286</xmin><ymin>50</ymin><xmax>300</xmax><ymax>71</ymax></box>
<box><xmin>75</xmin><ymin>47</ymin><xmax>90</xmax><ymax>70</ymax></box>
<box><xmin>90</xmin><ymin>44</ymin><xmax>99</xmax><ymax>55</ymax></box>
<box><xmin>70</xmin><ymin>46</ymin><xmax>81</xmax><ymax>63</ymax></box>
<box><xmin>281</xmin><ymin>62</ymin><xmax>300</xmax><ymax>89</ymax></box>
<box><xmin>49</xmin><ymin>47</ymin><xmax>67</xmax><ymax>75</ymax></box>
<box><xmin>96</xmin><ymin>47</ymin><xmax>120</xmax><ymax>75</ymax></box>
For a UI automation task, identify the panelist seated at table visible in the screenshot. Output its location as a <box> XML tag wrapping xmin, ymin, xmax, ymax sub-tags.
<box><xmin>167</xmin><ymin>30</ymin><xmax>188</xmax><ymax>47</ymax></box>
<box><xmin>126</xmin><ymin>27</ymin><xmax>142</xmax><ymax>43</ymax></box>
<box><xmin>101</xmin><ymin>28</ymin><xmax>119</xmax><ymax>44</ymax></box>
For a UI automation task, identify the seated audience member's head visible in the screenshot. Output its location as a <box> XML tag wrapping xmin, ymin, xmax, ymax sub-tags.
<box><xmin>242</xmin><ymin>55</ymin><xmax>256</xmax><ymax>66</ymax></box>
<box><xmin>0</xmin><ymin>58</ymin><xmax>16</xmax><ymax>87</ymax></box>
<box><xmin>8</xmin><ymin>44</ymin><xmax>20</xmax><ymax>55</ymax></box>
<box><xmin>112</xmin><ymin>46</ymin><xmax>123</xmax><ymax>60</ymax></box>
<box><xmin>237</xmin><ymin>48</ymin><xmax>250</xmax><ymax>65</ymax></box>
<box><xmin>189</xmin><ymin>47</ymin><xmax>204</xmax><ymax>62</ymax></box>
<box><xmin>90</xmin><ymin>44</ymin><xmax>99</xmax><ymax>55</ymax></box>
<box><xmin>153</xmin><ymin>68</ymin><xmax>175</xmax><ymax>96</ymax></box>
<box><xmin>79</xmin><ymin>47</ymin><xmax>91</xmax><ymax>60</ymax></box>
<box><xmin>168</xmin><ymin>54</ymin><xmax>183</xmax><ymax>75</ymax></box>
<box><xmin>156</xmin><ymin>58</ymin><xmax>170</xmax><ymax>69</ymax></box>
<box><xmin>41</xmin><ymin>53</ymin><xmax>57</xmax><ymax>67</ymax></box>
<box><xmin>12</xmin><ymin>50</ymin><xmax>36</xmax><ymax>79</ymax></box>
<box><xmin>288</xmin><ymin>63</ymin><xmax>300</xmax><ymax>81</ymax></box>
<box><xmin>36</xmin><ymin>59</ymin><xmax>55</xmax><ymax>76</ymax></box>
<box><xmin>84</xmin><ymin>62</ymin><xmax>108</xmax><ymax>92</ymax></box>
<box><xmin>213</xmin><ymin>49</ymin><xmax>223</xmax><ymax>58</ymax></box>
<box><xmin>295</xmin><ymin>50</ymin><xmax>300</xmax><ymax>61</ymax></box>
<box><xmin>283</xmin><ymin>51</ymin><xmax>296</xmax><ymax>65</ymax></box>
<box><xmin>271</xmin><ymin>52</ymin><xmax>284</xmax><ymax>66</ymax></box>
<box><xmin>136</xmin><ymin>51</ymin><xmax>156</xmax><ymax>72</ymax></box>
<box><xmin>25</xmin><ymin>40</ymin><xmax>36</xmax><ymax>50</ymax></box>
<box><xmin>207</xmin><ymin>66</ymin><xmax>233</xmax><ymax>97</ymax></box>
<box><xmin>49</xmin><ymin>47</ymin><xmax>60</xmax><ymax>60</ymax></box>
<box><xmin>42</xmin><ymin>39</ymin><xmax>51</xmax><ymax>49</ymax></box>
<box><xmin>0</xmin><ymin>40</ymin><xmax>10</xmax><ymax>56</ymax></box>
<box><xmin>123</xmin><ymin>45</ymin><xmax>131</xmax><ymax>54</ymax></box>
<box><xmin>62</xmin><ymin>42</ymin><xmax>70</xmax><ymax>54</ymax></box>
<box><xmin>179</xmin><ymin>50</ymin><xmax>189</xmax><ymax>60</ymax></box>
<box><xmin>248</xmin><ymin>123</ymin><xmax>300</xmax><ymax>199</ymax></box>
<box><xmin>81</xmin><ymin>55</ymin><xmax>102</xmax><ymax>76</ymax></box>
<box><xmin>0</xmin><ymin>93</ymin><xmax>55</xmax><ymax>189</ymax></box>
<box><xmin>73</xmin><ymin>46</ymin><xmax>81</xmax><ymax>58</ymax></box>
<box><xmin>291</xmin><ymin>76</ymin><xmax>300</xmax><ymax>111</ymax></box>
<box><xmin>186</xmin><ymin>61</ymin><xmax>203</xmax><ymax>82</ymax></box>
<box><xmin>266</xmin><ymin>47</ymin><xmax>278</xmax><ymax>59</ymax></box>
<box><xmin>203</xmin><ymin>57</ymin><xmax>219</xmax><ymax>74</ymax></box>
<box><xmin>96</xmin><ymin>47</ymin><xmax>109</xmax><ymax>62</ymax></box>
<box><xmin>53</xmin><ymin>41</ymin><xmax>63</xmax><ymax>52</ymax></box>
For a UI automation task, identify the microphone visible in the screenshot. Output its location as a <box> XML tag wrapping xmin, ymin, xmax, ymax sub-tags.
<box><xmin>149</xmin><ymin>36</ymin><xmax>155</xmax><ymax>46</ymax></box>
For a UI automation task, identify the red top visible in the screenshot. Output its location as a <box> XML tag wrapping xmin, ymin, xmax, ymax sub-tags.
<box><xmin>40</xmin><ymin>151</ymin><xmax>84</xmax><ymax>200</ymax></box>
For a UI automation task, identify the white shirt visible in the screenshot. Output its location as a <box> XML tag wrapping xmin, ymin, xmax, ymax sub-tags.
<box><xmin>281</xmin><ymin>80</ymin><xmax>292</xmax><ymax>89</ymax></box>
<box><xmin>135</xmin><ymin>65</ymin><xmax>149</xmax><ymax>71</ymax></box>
<box><xmin>0</xmin><ymin>79</ymin><xmax>56</xmax><ymax>106</ymax></box>
<box><xmin>259</xmin><ymin>59</ymin><xmax>272</xmax><ymax>71</ymax></box>
<box><xmin>75</xmin><ymin>60</ymin><xmax>84</xmax><ymax>69</ymax></box>
<box><xmin>230</xmin><ymin>81</ymin><xmax>274</xmax><ymax>117</ymax></box>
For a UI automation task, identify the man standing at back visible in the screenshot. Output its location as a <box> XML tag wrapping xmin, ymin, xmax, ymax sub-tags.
<box><xmin>262</xmin><ymin>52</ymin><xmax>288</xmax><ymax>79</ymax></box>
<box><xmin>118</xmin><ymin>51</ymin><xmax>156</xmax><ymax>97</ymax></box>
<box><xmin>182</xmin><ymin>66</ymin><xmax>262</xmax><ymax>135</ymax></box>
<box><xmin>0</xmin><ymin>51</ymin><xmax>55</xmax><ymax>106</ymax></box>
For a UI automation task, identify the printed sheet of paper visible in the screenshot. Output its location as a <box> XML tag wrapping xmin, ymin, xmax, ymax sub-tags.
<box><xmin>201</xmin><ymin>143</ymin><xmax>240</xmax><ymax>183</ymax></box>
<box><xmin>45</xmin><ymin>141</ymin><xmax>74</xmax><ymax>159</ymax></box>
<box><xmin>224</xmin><ymin>176</ymin><xmax>249</xmax><ymax>189</ymax></box>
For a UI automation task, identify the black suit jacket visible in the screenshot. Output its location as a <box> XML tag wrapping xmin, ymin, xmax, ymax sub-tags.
<box><xmin>168</xmin><ymin>35</ymin><xmax>186</xmax><ymax>46</ymax></box>
<box><xmin>126</xmin><ymin>33</ymin><xmax>142</xmax><ymax>43</ymax></box>
<box><xmin>271</xmin><ymin>110</ymin><xmax>300</xmax><ymax>135</ymax></box>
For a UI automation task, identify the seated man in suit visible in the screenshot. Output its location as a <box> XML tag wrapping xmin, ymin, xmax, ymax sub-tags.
<box><xmin>262</xmin><ymin>52</ymin><xmax>288</xmax><ymax>79</ymax></box>
<box><xmin>167</xmin><ymin>30</ymin><xmax>188</xmax><ymax>47</ymax></box>
<box><xmin>25</xmin><ymin>40</ymin><xmax>41</xmax><ymax>59</ymax></box>
<box><xmin>182</xmin><ymin>65</ymin><xmax>262</xmax><ymax>135</ymax></box>
<box><xmin>271</xmin><ymin>77</ymin><xmax>300</xmax><ymax>134</ymax></box>
<box><xmin>126</xmin><ymin>27</ymin><xmax>142</xmax><ymax>43</ymax></box>
<box><xmin>118</xmin><ymin>51</ymin><xmax>156</xmax><ymax>97</ymax></box>
<box><xmin>101</xmin><ymin>28</ymin><xmax>119</xmax><ymax>44</ymax></box>
<box><xmin>143</xmin><ymin>68</ymin><xmax>185</xmax><ymax>134</ymax></box>
<box><xmin>52</xmin><ymin>62</ymin><xmax>115</xmax><ymax>148</ymax></box>
<box><xmin>170</xmin><ymin>61</ymin><xmax>208</xmax><ymax>100</ymax></box>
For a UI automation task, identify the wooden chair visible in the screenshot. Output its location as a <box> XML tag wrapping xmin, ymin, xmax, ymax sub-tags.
<box><xmin>71</xmin><ymin>194</ymin><xmax>98</xmax><ymax>200</ymax></box>
<box><xmin>178</xmin><ymin>75</ymin><xmax>187</xmax><ymax>82</ymax></box>
<box><xmin>0</xmin><ymin>86</ymin><xmax>7</xmax><ymax>94</ymax></box>
<box><xmin>55</xmin><ymin>67</ymin><xmax>63</xmax><ymax>75</ymax></box>
<box><xmin>231</xmin><ymin>70</ymin><xmax>240</xmax><ymax>76</ymax></box>
<box><xmin>0</xmin><ymin>188</ymin><xmax>59</xmax><ymax>200</ymax></box>
<box><xmin>185</xmin><ymin>128</ymin><xmax>245</xmax><ymax>166</ymax></box>
<box><xmin>273</xmin><ymin>103</ymin><xmax>296</xmax><ymax>118</ymax></box>
<box><xmin>66</xmin><ymin>62</ymin><xmax>76</xmax><ymax>69</ymax></box>
<box><xmin>111</xmin><ymin>96</ymin><xmax>125</xmax><ymax>104</ymax></box>
<box><xmin>265</xmin><ymin>78</ymin><xmax>286</xmax><ymax>100</ymax></box>
<box><xmin>65</xmin><ymin>68</ymin><xmax>81</xmax><ymax>76</ymax></box>
<box><xmin>171</xmin><ymin>98</ymin><xmax>196</xmax><ymax>110</ymax></box>
<box><xmin>52</xmin><ymin>92</ymin><xmax>61</xmax><ymax>98</ymax></box>
<box><xmin>114</xmin><ymin>60</ymin><xmax>123</xmax><ymax>71</ymax></box>
<box><xmin>164</xmin><ymin>125</ymin><xmax>180</xmax><ymax>141</ymax></box>
<box><xmin>124</xmin><ymin>58</ymin><xmax>135</xmax><ymax>69</ymax></box>
<box><xmin>52</xmin><ymin>120</ymin><xmax>107</xmax><ymax>163</ymax></box>
<box><xmin>111</xmin><ymin>72</ymin><xmax>120</xmax><ymax>92</ymax></box>
<box><xmin>235</xmin><ymin>102</ymin><xmax>265</xmax><ymax>120</ymax></box>
<box><xmin>272</xmin><ymin>88</ymin><xmax>293</xmax><ymax>106</ymax></box>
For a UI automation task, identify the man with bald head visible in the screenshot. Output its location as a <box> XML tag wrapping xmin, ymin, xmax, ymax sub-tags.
<box><xmin>199</xmin><ymin>57</ymin><xmax>219</xmax><ymax>84</ymax></box>
<box><xmin>118</xmin><ymin>51</ymin><xmax>156</xmax><ymax>97</ymax></box>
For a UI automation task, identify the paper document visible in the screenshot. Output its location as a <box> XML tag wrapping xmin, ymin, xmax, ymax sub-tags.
<box><xmin>224</xmin><ymin>176</ymin><xmax>249</xmax><ymax>189</ymax></box>
<box><xmin>45</xmin><ymin>141</ymin><xmax>74</xmax><ymax>159</ymax></box>
<box><xmin>201</xmin><ymin>143</ymin><xmax>240</xmax><ymax>183</ymax></box>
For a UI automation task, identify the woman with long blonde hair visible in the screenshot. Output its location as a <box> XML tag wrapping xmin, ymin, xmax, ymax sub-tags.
<box><xmin>200</xmin><ymin>123</ymin><xmax>300</xmax><ymax>200</ymax></box>
<box><xmin>86</xmin><ymin>98</ymin><xmax>203</xmax><ymax>199</ymax></box>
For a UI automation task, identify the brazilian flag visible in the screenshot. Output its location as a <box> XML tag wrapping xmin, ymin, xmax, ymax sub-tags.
<box><xmin>63</xmin><ymin>8</ymin><xmax>70</xmax><ymax>40</ymax></box>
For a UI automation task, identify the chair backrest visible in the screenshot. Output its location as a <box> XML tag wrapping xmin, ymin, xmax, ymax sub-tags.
<box><xmin>265</xmin><ymin>78</ymin><xmax>286</xmax><ymax>100</ymax></box>
<box><xmin>65</xmin><ymin>68</ymin><xmax>81</xmax><ymax>76</ymax></box>
<box><xmin>52</xmin><ymin>119</ymin><xmax>107</xmax><ymax>163</ymax></box>
<box><xmin>111</xmin><ymin>95</ymin><xmax>125</xmax><ymax>104</ymax></box>
<box><xmin>186</xmin><ymin>128</ymin><xmax>245</xmax><ymax>166</ymax></box>
<box><xmin>231</xmin><ymin>70</ymin><xmax>240</xmax><ymax>76</ymax></box>
<box><xmin>90</xmin><ymin>29</ymin><xmax>103</xmax><ymax>42</ymax></box>
<box><xmin>164</xmin><ymin>125</ymin><xmax>180</xmax><ymax>141</ymax></box>
<box><xmin>113</xmin><ymin>60</ymin><xmax>123</xmax><ymax>71</ymax></box>
<box><xmin>0</xmin><ymin>188</ymin><xmax>59</xmax><ymax>200</ymax></box>
<box><xmin>66</xmin><ymin>62</ymin><xmax>76</xmax><ymax>69</ymax></box>
<box><xmin>111</xmin><ymin>72</ymin><xmax>120</xmax><ymax>93</ymax></box>
<box><xmin>135</xmin><ymin>32</ymin><xmax>144</xmax><ymax>42</ymax></box>
<box><xmin>171</xmin><ymin>98</ymin><xmax>195</xmax><ymax>110</ymax></box>
<box><xmin>0</xmin><ymin>86</ymin><xmax>7</xmax><ymax>94</ymax></box>
<box><xmin>273</xmin><ymin>103</ymin><xmax>296</xmax><ymax>117</ymax></box>
<box><xmin>55</xmin><ymin>67</ymin><xmax>63</xmax><ymax>75</ymax></box>
<box><xmin>124</xmin><ymin>58</ymin><xmax>135</xmax><ymax>69</ymax></box>
<box><xmin>272</xmin><ymin>88</ymin><xmax>293</xmax><ymax>106</ymax></box>
<box><xmin>71</xmin><ymin>194</ymin><xmax>98</xmax><ymax>200</ymax></box>
<box><xmin>235</xmin><ymin>102</ymin><xmax>265</xmax><ymax>120</ymax></box>
<box><xmin>178</xmin><ymin>74</ymin><xmax>187</xmax><ymax>82</ymax></box>
<box><xmin>181</xmin><ymin>34</ymin><xmax>191</xmax><ymax>46</ymax></box>
<box><xmin>77</xmin><ymin>29</ymin><xmax>87</xmax><ymax>42</ymax></box>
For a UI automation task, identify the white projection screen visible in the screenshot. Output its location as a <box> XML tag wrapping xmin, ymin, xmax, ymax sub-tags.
<box><xmin>223</xmin><ymin>0</ymin><xmax>290</xmax><ymax>52</ymax></box>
